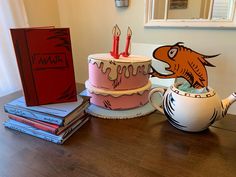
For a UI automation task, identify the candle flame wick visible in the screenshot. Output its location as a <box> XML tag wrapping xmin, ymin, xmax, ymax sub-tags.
<box><xmin>127</xmin><ymin>27</ymin><xmax>132</xmax><ymax>36</ymax></box>
<box><xmin>116</xmin><ymin>25</ymin><xmax>121</xmax><ymax>36</ymax></box>
<box><xmin>112</xmin><ymin>25</ymin><xmax>116</xmax><ymax>35</ymax></box>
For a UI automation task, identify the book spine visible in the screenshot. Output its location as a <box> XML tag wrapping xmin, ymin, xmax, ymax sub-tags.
<box><xmin>33</xmin><ymin>119</ymin><xmax>59</xmax><ymax>129</ymax></box>
<box><xmin>10</xmin><ymin>29</ymin><xmax>38</xmax><ymax>106</ymax></box>
<box><xmin>3</xmin><ymin>121</ymin><xmax>62</xmax><ymax>144</ymax></box>
<box><xmin>63</xmin><ymin>101</ymin><xmax>89</xmax><ymax>126</ymax></box>
<box><xmin>56</xmin><ymin>111</ymin><xmax>86</xmax><ymax>135</ymax></box>
<box><xmin>4</xmin><ymin>105</ymin><xmax>63</xmax><ymax>125</ymax></box>
<box><xmin>60</xmin><ymin>116</ymin><xmax>90</xmax><ymax>144</ymax></box>
<box><xmin>8</xmin><ymin>114</ymin><xmax>57</xmax><ymax>134</ymax></box>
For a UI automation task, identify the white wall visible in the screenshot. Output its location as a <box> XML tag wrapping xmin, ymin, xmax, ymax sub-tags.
<box><xmin>23</xmin><ymin>0</ymin><xmax>60</xmax><ymax>27</ymax></box>
<box><xmin>24</xmin><ymin>0</ymin><xmax>236</xmax><ymax>114</ymax></box>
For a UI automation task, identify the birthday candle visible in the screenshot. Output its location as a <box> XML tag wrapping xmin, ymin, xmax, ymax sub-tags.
<box><xmin>110</xmin><ymin>25</ymin><xmax>116</xmax><ymax>56</ymax></box>
<box><xmin>122</xmin><ymin>27</ymin><xmax>132</xmax><ymax>57</ymax></box>
<box><xmin>110</xmin><ymin>25</ymin><xmax>121</xmax><ymax>59</ymax></box>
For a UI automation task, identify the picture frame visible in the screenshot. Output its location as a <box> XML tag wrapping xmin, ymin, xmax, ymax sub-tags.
<box><xmin>169</xmin><ymin>0</ymin><xmax>188</xmax><ymax>9</ymax></box>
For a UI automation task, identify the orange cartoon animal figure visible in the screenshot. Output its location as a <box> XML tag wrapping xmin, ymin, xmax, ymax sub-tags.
<box><xmin>151</xmin><ymin>42</ymin><xmax>219</xmax><ymax>89</ymax></box>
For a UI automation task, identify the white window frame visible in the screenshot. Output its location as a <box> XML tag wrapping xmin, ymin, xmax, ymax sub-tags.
<box><xmin>144</xmin><ymin>0</ymin><xmax>236</xmax><ymax>28</ymax></box>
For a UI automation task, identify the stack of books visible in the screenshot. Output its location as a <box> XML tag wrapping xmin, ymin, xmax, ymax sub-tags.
<box><xmin>5</xmin><ymin>27</ymin><xmax>90</xmax><ymax>144</ymax></box>
<box><xmin>3</xmin><ymin>95</ymin><xmax>90</xmax><ymax>144</ymax></box>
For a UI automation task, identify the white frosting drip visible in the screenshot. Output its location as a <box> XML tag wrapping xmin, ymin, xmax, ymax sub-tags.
<box><xmin>88</xmin><ymin>53</ymin><xmax>151</xmax><ymax>81</ymax></box>
<box><xmin>85</xmin><ymin>80</ymin><xmax>151</xmax><ymax>97</ymax></box>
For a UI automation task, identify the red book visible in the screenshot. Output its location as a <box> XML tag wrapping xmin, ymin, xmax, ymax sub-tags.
<box><xmin>10</xmin><ymin>27</ymin><xmax>77</xmax><ymax>106</ymax></box>
<box><xmin>8</xmin><ymin>114</ymin><xmax>58</xmax><ymax>134</ymax></box>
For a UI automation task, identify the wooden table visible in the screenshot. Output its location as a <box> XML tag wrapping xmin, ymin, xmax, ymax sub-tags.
<box><xmin>0</xmin><ymin>84</ymin><xmax>236</xmax><ymax>177</ymax></box>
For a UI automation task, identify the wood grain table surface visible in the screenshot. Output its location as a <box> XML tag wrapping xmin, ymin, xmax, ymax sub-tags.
<box><xmin>0</xmin><ymin>84</ymin><xmax>236</xmax><ymax>177</ymax></box>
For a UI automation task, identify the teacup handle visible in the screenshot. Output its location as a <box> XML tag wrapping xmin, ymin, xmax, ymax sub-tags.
<box><xmin>148</xmin><ymin>88</ymin><xmax>165</xmax><ymax>114</ymax></box>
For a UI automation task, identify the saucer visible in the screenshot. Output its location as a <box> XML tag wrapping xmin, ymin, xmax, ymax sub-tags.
<box><xmin>85</xmin><ymin>102</ymin><xmax>156</xmax><ymax>119</ymax></box>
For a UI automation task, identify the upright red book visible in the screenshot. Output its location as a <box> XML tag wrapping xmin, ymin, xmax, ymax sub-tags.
<box><xmin>10</xmin><ymin>27</ymin><xmax>77</xmax><ymax>106</ymax></box>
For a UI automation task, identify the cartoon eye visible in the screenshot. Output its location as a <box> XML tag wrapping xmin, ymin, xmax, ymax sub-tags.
<box><xmin>168</xmin><ymin>48</ymin><xmax>178</xmax><ymax>59</ymax></box>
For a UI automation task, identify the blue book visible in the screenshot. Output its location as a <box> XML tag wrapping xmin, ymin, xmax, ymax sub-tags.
<box><xmin>4</xmin><ymin>95</ymin><xmax>89</xmax><ymax>126</ymax></box>
<box><xmin>3</xmin><ymin>115</ymin><xmax>90</xmax><ymax>144</ymax></box>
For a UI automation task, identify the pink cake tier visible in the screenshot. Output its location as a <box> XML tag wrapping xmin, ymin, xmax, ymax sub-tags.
<box><xmin>88</xmin><ymin>53</ymin><xmax>151</xmax><ymax>90</ymax></box>
<box><xmin>85</xmin><ymin>80</ymin><xmax>152</xmax><ymax>110</ymax></box>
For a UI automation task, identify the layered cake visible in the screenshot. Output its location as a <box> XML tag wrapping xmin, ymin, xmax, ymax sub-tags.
<box><xmin>85</xmin><ymin>53</ymin><xmax>152</xmax><ymax>110</ymax></box>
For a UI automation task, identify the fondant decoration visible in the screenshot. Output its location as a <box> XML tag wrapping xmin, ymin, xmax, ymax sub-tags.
<box><xmin>151</xmin><ymin>42</ymin><xmax>219</xmax><ymax>89</ymax></box>
<box><xmin>110</xmin><ymin>25</ymin><xmax>121</xmax><ymax>59</ymax></box>
<box><xmin>149</xmin><ymin>83</ymin><xmax>236</xmax><ymax>132</ymax></box>
<box><xmin>85</xmin><ymin>53</ymin><xmax>152</xmax><ymax>111</ymax></box>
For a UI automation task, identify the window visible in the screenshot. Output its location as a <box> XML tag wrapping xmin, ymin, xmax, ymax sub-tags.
<box><xmin>145</xmin><ymin>0</ymin><xmax>236</xmax><ymax>28</ymax></box>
